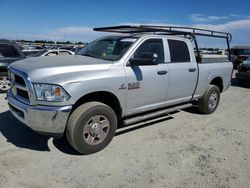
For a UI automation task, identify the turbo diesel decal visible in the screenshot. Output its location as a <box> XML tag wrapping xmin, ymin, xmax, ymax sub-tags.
<box><xmin>128</xmin><ymin>82</ymin><xmax>140</xmax><ymax>90</ymax></box>
<box><xmin>119</xmin><ymin>84</ymin><xmax>127</xmax><ymax>90</ymax></box>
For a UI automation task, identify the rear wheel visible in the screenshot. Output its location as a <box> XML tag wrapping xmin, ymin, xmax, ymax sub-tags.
<box><xmin>0</xmin><ymin>72</ymin><xmax>11</xmax><ymax>93</ymax></box>
<box><xmin>198</xmin><ymin>85</ymin><xmax>220</xmax><ymax>114</ymax></box>
<box><xmin>66</xmin><ymin>102</ymin><xmax>117</xmax><ymax>154</ymax></box>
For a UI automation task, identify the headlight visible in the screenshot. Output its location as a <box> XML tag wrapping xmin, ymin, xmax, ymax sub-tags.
<box><xmin>33</xmin><ymin>83</ymin><xmax>70</xmax><ymax>102</ymax></box>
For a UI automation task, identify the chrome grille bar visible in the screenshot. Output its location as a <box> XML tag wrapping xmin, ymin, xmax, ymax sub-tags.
<box><xmin>8</xmin><ymin>67</ymin><xmax>36</xmax><ymax>105</ymax></box>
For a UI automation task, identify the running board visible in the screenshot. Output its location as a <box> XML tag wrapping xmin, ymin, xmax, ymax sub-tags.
<box><xmin>123</xmin><ymin>103</ymin><xmax>193</xmax><ymax>126</ymax></box>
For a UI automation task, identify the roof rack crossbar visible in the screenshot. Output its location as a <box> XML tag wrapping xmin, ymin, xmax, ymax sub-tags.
<box><xmin>141</xmin><ymin>25</ymin><xmax>232</xmax><ymax>41</ymax></box>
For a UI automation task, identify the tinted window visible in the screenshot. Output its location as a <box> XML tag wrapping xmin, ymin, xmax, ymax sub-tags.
<box><xmin>134</xmin><ymin>39</ymin><xmax>164</xmax><ymax>64</ymax></box>
<box><xmin>0</xmin><ymin>44</ymin><xmax>19</xmax><ymax>57</ymax></box>
<box><xmin>168</xmin><ymin>39</ymin><xmax>190</xmax><ymax>63</ymax></box>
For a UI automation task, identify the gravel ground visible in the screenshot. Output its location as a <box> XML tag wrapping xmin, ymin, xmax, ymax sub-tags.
<box><xmin>0</xmin><ymin>77</ymin><xmax>249</xmax><ymax>188</ymax></box>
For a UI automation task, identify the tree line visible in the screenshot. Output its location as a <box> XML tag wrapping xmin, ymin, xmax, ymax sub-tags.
<box><xmin>15</xmin><ymin>39</ymin><xmax>85</xmax><ymax>45</ymax></box>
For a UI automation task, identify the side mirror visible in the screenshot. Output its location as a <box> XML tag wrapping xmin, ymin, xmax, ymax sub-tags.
<box><xmin>130</xmin><ymin>53</ymin><xmax>159</xmax><ymax>66</ymax></box>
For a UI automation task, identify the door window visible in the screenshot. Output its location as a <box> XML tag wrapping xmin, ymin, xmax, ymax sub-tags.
<box><xmin>168</xmin><ymin>39</ymin><xmax>190</xmax><ymax>63</ymax></box>
<box><xmin>134</xmin><ymin>39</ymin><xmax>164</xmax><ymax>64</ymax></box>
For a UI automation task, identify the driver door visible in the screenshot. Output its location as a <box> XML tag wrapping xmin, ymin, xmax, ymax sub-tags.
<box><xmin>125</xmin><ymin>38</ymin><xmax>168</xmax><ymax>115</ymax></box>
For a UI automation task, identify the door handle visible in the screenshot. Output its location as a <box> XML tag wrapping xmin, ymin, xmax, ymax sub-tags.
<box><xmin>157</xmin><ymin>70</ymin><xmax>168</xmax><ymax>75</ymax></box>
<box><xmin>189</xmin><ymin>68</ymin><xmax>196</xmax><ymax>72</ymax></box>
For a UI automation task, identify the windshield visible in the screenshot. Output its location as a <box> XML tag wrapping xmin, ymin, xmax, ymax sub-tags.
<box><xmin>77</xmin><ymin>36</ymin><xmax>137</xmax><ymax>61</ymax></box>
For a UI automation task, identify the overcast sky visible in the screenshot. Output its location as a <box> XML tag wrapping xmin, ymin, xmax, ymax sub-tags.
<box><xmin>0</xmin><ymin>0</ymin><xmax>250</xmax><ymax>47</ymax></box>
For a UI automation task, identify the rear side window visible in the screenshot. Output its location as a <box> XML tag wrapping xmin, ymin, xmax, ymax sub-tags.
<box><xmin>168</xmin><ymin>39</ymin><xmax>190</xmax><ymax>63</ymax></box>
<box><xmin>0</xmin><ymin>44</ymin><xmax>19</xmax><ymax>58</ymax></box>
<box><xmin>134</xmin><ymin>39</ymin><xmax>164</xmax><ymax>64</ymax></box>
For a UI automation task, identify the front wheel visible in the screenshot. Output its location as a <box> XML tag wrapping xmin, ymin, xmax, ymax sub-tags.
<box><xmin>198</xmin><ymin>85</ymin><xmax>220</xmax><ymax>114</ymax></box>
<box><xmin>66</xmin><ymin>102</ymin><xmax>117</xmax><ymax>154</ymax></box>
<box><xmin>0</xmin><ymin>73</ymin><xmax>11</xmax><ymax>93</ymax></box>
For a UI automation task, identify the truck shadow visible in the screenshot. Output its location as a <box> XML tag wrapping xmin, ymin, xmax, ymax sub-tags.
<box><xmin>182</xmin><ymin>106</ymin><xmax>204</xmax><ymax>114</ymax></box>
<box><xmin>52</xmin><ymin>136</ymin><xmax>81</xmax><ymax>155</ymax></box>
<box><xmin>0</xmin><ymin>110</ymin><xmax>50</xmax><ymax>151</ymax></box>
<box><xmin>0</xmin><ymin>110</ymin><xmax>79</xmax><ymax>154</ymax></box>
<box><xmin>53</xmin><ymin>114</ymin><xmax>175</xmax><ymax>155</ymax></box>
<box><xmin>0</xmin><ymin>109</ymin><xmax>177</xmax><ymax>155</ymax></box>
<box><xmin>115</xmin><ymin>115</ymin><xmax>174</xmax><ymax>136</ymax></box>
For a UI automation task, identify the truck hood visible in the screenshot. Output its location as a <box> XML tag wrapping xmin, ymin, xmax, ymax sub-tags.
<box><xmin>10</xmin><ymin>55</ymin><xmax>113</xmax><ymax>83</ymax></box>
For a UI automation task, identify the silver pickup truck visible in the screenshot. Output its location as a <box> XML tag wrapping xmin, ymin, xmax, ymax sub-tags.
<box><xmin>7</xmin><ymin>25</ymin><xmax>233</xmax><ymax>154</ymax></box>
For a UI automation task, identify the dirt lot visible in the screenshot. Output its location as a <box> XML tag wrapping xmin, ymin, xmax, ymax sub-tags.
<box><xmin>0</xmin><ymin>78</ymin><xmax>249</xmax><ymax>188</ymax></box>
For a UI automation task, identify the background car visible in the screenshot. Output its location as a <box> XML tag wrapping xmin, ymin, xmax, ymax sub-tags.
<box><xmin>71</xmin><ymin>46</ymin><xmax>85</xmax><ymax>54</ymax></box>
<box><xmin>0</xmin><ymin>39</ymin><xmax>26</xmax><ymax>92</ymax></box>
<box><xmin>22</xmin><ymin>45</ymin><xmax>45</xmax><ymax>56</ymax></box>
<box><xmin>236</xmin><ymin>56</ymin><xmax>250</xmax><ymax>85</ymax></box>
<box><xmin>33</xmin><ymin>49</ymin><xmax>75</xmax><ymax>57</ymax></box>
<box><xmin>231</xmin><ymin>46</ymin><xmax>250</xmax><ymax>69</ymax></box>
<box><xmin>233</xmin><ymin>55</ymin><xmax>249</xmax><ymax>69</ymax></box>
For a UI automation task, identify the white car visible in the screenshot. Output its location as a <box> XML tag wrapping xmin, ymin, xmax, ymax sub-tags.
<box><xmin>34</xmin><ymin>49</ymin><xmax>75</xmax><ymax>57</ymax></box>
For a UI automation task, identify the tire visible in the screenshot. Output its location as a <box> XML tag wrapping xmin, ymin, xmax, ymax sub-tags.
<box><xmin>0</xmin><ymin>72</ymin><xmax>11</xmax><ymax>93</ymax></box>
<box><xmin>66</xmin><ymin>102</ymin><xmax>117</xmax><ymax>154</ymax></box>
<box><xmin>198</xmin><ymin>85</ymin><xmax>220</xmax><ymax>114</ymax></box>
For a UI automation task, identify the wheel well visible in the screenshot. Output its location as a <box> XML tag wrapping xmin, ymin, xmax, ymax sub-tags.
<box><xmin>210</xmin><ymin>77</ymin><xmax>223</xmax><ymax>92</ymax></box>
<box><xmin>72</xmin><ymin>91</ymin><xmax>122</xmax><ymax>118</ymax></box>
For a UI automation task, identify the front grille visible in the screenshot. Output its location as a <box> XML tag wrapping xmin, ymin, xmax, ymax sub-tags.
<box><xmin>17</xmin><ymin>88</ymin><xmax>29</xmax><ymax>100</ymax></box>
<box><xmin>10</xmin><ymin>70</ymin><xmax>31</xmax><ymax>104</ymax></box>
<box><xmin>15</xmin><ymin>74</ymin><xmax>26</xmax><ymax>86</ymax></box>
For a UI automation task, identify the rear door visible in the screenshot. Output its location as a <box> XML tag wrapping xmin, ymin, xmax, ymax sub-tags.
<box><xmin>165</xmin><ymin>39</ymin><xmax>198</xmax><ymax>104</ymax></box>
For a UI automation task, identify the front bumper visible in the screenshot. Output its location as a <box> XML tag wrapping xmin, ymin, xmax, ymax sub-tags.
<box><xmin>236</xmin><ymin>72</ymin><xmax>250</xmax><ymax>81</ymax></box>
<box><xmin>7</xmin><ymin>91</ymin><xmax>72</xmax><ymax>138</ymax></box>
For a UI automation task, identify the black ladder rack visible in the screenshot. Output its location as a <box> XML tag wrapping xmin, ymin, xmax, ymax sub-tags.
<box><xmin>93</xmin><ymin>25</ymin><xmax>232</xmax><ymax>41</ymax></box>
<box><xmin>94</xmin><ymin>25</ymin><xmax>232</xmax><ymax>61</ymax></box>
